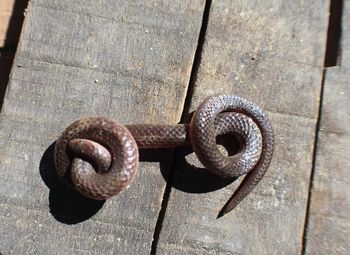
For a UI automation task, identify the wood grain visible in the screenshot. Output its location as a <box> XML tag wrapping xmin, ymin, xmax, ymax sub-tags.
<box><xmin>305</xmin><ymin>1</ymin><xmax>350</xmax><ymax>254</ymax></box>
<box><xmin>2</xmin><ymin>0</ymin><xmax>349</xmax><ymax>254</ymax></box>
<box><xmin>157</xmin><ymin>1</ymin><xmax>330</xmax><ymax>254</ymax></box>
<box><xmin>0</xmin><ymin>0</ymin><xmax>205</xmax><ymax>254</ymax></box>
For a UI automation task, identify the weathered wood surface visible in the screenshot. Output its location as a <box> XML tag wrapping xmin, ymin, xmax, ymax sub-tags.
<box><xmin>0</xmin><ymin>0</ymin><xmax>17</xmax><ymax>47</ymax></box>
<box><xmin>157</xmin><ymin>1</ymin><xmax>330</xmax><ymax>254</ymax></box>
<box><xmin>3</xmin><ymin>0</ymin><xmax>350</xmax><ymax>254</ymax></box>
<box><xmin>305</xmin><ymin>0</ymin><xmax>350</xmax><ymax>254</ymax></box>
<box><xmin>0</xmin><ymin>0</ymin><xmax>205</xmax><ymax>254</ymax></box>
<box><xmin>0</xmin><ymin>0</ymin><xmax>27</xmax><ymax>108</ymax></box>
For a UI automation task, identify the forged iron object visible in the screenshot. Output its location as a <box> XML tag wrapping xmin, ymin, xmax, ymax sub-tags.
<box><xmin>54</xmin><ymin>94</ymin><xmax>274</xmax><ymax>216</ymax></box>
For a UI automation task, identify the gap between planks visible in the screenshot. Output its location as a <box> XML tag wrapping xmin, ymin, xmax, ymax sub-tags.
<box><xmin>150</xmin><ymin>1</ymin><xmax>212</xmax><ymax>254</ymax></box>
<box><xmin>301</xmin><ymin>0</ymin><xmax>344</xmax><ymax>253</ymax></box>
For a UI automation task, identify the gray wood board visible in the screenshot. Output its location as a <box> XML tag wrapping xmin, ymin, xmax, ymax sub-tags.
<box><xmin>0</xmin><ymin>0</ymin><xmax>205</xmax><ymax>254</ymax></box>
<box><xmin>305</xmin><ymin>0</ymin><xmax>350</xmax><ymax>254</ymax></box>
<box><xmin>157</xmin><ymin>1</ymin><xmax>330</xmax><ymax>254</ymax></box>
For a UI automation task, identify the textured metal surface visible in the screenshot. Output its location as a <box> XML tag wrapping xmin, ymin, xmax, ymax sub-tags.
<box><xmin>54</xmin><ymin>94</ymin><xmax>273</xmax><ymax>214</ymax></box>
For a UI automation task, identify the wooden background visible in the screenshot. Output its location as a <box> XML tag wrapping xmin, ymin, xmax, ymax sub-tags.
<box><xmin>0</xmin><ymin>0</ymin><xmax>349</xmax><ymax>254</ymax></box>
<box><xmin>0</xmin><ymin>0</ymin><xmax>28</xmax><ymax>108</ymax></box>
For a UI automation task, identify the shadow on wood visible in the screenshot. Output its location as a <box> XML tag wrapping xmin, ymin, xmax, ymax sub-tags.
<box><xmin>0</xmin><ymin>0</ymin><xmax>28</xmax><ymax>110</ymax></box>
<box><xmin>39</xmin><ymin>140</ymin><xmax>237</xmax><ymax>225</ymax></box>
<box><xmin>0</xmin><ymin>0</ymin><xmax>29</xmax><ymax>109</ymax></box>
<box><xmin>39</xmin><ymin>142</ymin><xmax>105</xmax><ymax>225</ymax></box>
<box><xmin>169</xmin><ymin>146</ymin><xmax>236</xmax><ymax>194</ymax></box>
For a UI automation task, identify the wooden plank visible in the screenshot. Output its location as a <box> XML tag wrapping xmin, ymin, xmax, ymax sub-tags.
<box><xmin>0</xmin><ymin>0</ymin><xmax>16</xmax><ymax>13</ymax></box>
<box><xmin>0</xmin><ymin>0</ymin><xmax>15</xmax><ymax>46</ymax></box>
<box><xmin>0</xmin><ymin>0</ymin><xmax>26</xmax><ymax>47</ymax></box>
<box><xmin>305</xmin><ymin>1</ymin><xmax>350</xmax><ymax>254</ymax></box>
<box><xmin>0</xmin><ymin>0</ymin><xmax>26</xmax><ymax>108</ymax></box>
<box><xmin>157</xmin><ymin>1</ymin><xmax>330</xmax><ymax>254</ymax></box>
<box><xmin>0</xmin><ymin>0</ymin><xmax>205</xmax><ymax>254</ymax></box>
